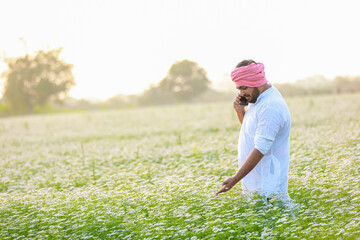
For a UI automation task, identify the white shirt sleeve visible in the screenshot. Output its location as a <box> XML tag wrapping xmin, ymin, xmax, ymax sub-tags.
<box><xmin>254</xmin><ymin>106</ymin><xmax>283</xmax><ymax>155</ymax></box>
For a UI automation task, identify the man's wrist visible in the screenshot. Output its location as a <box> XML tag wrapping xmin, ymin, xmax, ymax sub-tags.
<box><xmin>236</xmin><ymin>109</ymin><xmax>245</xmax><ymax>115</ymax></box>
<box><xmin>233</xmin><ymin>174</ymin><xmax>242</xmax><ymax>183</ymax></box>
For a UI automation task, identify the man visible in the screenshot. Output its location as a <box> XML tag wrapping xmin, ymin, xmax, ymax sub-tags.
<box><xmin>215</xmin><ymin>60</ymin><xmax>291</xmax><ymax>201</ymax></box>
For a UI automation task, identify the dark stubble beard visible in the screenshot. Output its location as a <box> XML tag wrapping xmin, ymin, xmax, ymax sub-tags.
<box><xmin>249</xmin><ymin>87</ymin><xmax>260</xmax><ymax>103</ymax></box>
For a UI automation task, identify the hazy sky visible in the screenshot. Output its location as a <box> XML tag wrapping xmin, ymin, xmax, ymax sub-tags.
<box><xmin>1</xmin><ymin>0</ymin><xmax>359</xmax><ymax>99</ymax></box>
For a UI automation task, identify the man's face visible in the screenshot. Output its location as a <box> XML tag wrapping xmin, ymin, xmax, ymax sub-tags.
<box><xmin>238</xmin><ymin>86</ymin><xmax>260</xmax><ymax>103</ymax></box>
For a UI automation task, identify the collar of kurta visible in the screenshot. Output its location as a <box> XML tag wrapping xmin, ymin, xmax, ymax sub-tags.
<box><xmin>254</xmin><ymin>84</ymin><xmax>273</xmax><ymax>105</ymax></box>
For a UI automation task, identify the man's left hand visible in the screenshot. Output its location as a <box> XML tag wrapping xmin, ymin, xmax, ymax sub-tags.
<box><xmin>215</xmin><ymin>177</ymin><xmax>238</xmax><ymax>196</ymax></box>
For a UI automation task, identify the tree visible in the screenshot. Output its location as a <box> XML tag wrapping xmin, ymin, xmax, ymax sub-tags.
<box><xmin>2</xmin><ymin>48</ymin><xmax>75</xmax><ymax>114</ymax></box>
<box><xmin>139</xmin><ymin>84</ymin><xmax>175</xmax><ymax>106</ymax></box>
<box><xmin>159</xmin><ymin>60</ymin><xmax>210</xmax><ymax>102</ymax></box>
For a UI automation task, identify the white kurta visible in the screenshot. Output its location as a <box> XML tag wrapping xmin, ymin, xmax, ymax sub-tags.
<box><xmin>238</xmin><ymin>85</ymin><xmax>291</xmax><ymax>200</ymax></box>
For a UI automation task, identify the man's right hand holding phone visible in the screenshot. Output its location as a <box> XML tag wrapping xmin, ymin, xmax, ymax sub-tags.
<box><xmin>233</xmin><ymin>94</ymin><xmax>247</xmax><ymax>124</ymax></box>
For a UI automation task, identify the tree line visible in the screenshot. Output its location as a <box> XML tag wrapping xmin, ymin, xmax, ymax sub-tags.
<box><xmin>274</xmin><ymin>75</ymin><xmax>360</xmax><ymax>97</ymax></box>
<box><xmin>101</xmin><ymin>75</ymin><xmax>360</xmax><ymax>109</ymax></box>
<box><xmin>0</xmin><ymin>49</ymin><xmax>212</xmax><ymax>115</ymax></box>
<box><xmin>1</xmin><ymin>48</ymin><xmax>360</xmax><ymax>116</ymax></box>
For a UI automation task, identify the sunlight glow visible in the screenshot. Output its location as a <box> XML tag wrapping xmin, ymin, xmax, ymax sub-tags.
<box><xmin>1</xmin><ymin>0</ymin><xmax>359</xmax><ymax>99</ymax></box>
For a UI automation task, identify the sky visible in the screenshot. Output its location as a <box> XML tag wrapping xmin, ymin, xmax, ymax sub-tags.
<box><xmin>1</xmin><ymin>0</ymin><xmax>360</xmax><ymax>100</ymax></box>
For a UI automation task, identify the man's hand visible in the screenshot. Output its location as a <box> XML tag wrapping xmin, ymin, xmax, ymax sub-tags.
<box><xmin>215</xmin><ymin>149</ymin><xmax>264</xmax><ymax>196</ymax></box>
<box><xmin>233</xmin><ymin>94</ymin><xmax>246</xmax><ymax>124</ymax></box>
<box><xmin>233</xmin><ymin>94</ymin><xmax>246</xmax><ymax>113</ymax></box>
<box><xmin>215</xmin><ymin>176</ymin><xmax>239</xmax><ymax>196</ymax></box>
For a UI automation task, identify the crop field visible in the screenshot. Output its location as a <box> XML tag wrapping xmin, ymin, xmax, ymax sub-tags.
<box><xmin>0</xmin><ymin>93</ymin><xmax>359</xmax><ymax>239</ymax></box>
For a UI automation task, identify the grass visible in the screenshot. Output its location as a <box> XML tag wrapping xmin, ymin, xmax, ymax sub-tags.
<box><xmin>0</xmin><ymin>93</ymin><xmax>359</xmax><ymax>239</ymax></box>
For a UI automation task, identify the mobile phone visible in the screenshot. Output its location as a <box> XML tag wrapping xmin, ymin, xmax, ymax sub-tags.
<box><xmin>240</xmin><ymin>96</ymin><xmax>248</xmax><ymax>106</ymax></box>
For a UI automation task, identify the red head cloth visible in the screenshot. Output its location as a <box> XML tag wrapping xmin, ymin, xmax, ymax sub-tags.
<box><xmin>231</xmin><ymin>62</ymin><xmax>268</xmax><ymax>87</ymax></box>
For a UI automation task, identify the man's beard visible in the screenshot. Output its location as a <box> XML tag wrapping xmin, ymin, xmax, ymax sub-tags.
<box><xmin>249</xmin><ymin>87</ymin><xmax>260</xmax><ymax>103</ymax></box>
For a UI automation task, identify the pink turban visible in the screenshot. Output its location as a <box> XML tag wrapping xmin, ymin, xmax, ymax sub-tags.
<box><xmin>231</xmin><ymin>62</ymin><xmax>268</xmax><ymax>87</ymax></box>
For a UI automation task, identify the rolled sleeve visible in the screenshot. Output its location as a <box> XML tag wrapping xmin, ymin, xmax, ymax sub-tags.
<box><xmin>254</xmin><ymin>107</ymin><xmax>283</xmax><ymax>155</ymax></box>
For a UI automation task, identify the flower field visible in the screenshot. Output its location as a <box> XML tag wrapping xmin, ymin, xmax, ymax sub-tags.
<box><xmin>0</xmin><ymin>93</ymin><xmax>359</xmax><ymax>239</ymax></box>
